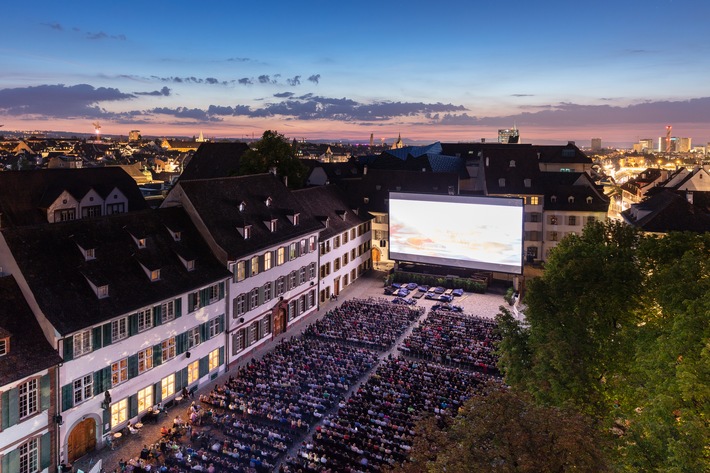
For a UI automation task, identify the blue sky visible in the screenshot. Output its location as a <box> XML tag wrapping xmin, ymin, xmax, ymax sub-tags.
<box><xmin>1</xmin><ymin>0</ymin><xmax>709</xmax><ymax>146</ymax></box>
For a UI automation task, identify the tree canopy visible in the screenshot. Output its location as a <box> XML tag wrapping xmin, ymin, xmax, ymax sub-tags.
<box><xmin>238</xmin><ymin>130</ymin><xmax>307</xmax><ymax>188</ymax></box>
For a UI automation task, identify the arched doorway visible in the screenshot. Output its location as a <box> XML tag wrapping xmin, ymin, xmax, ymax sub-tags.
<box><xmin>67</xmin><ymin>417</ymin><xmax>96</xmax><ymax>463</ymax></box>
<box><xmin>272</xmin><ymin>299</ymin><xmax>289</xmax><ymax>337</ymax></box>
<box><xmin>372</xmin><ymin>247</ymin><xmax>381</xmax><ymax>264</ymax></box>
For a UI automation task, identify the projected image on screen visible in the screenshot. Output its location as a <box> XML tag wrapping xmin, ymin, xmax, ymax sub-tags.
<box><xmin>389</xmin><ymin>193</ymin><xmax>524</xmax><ymax>274</ymax></box>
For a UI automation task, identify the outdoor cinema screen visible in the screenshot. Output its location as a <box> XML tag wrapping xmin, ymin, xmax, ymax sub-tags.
<box><xmin>389</xmin><ymin>192</ymin><xmax>524</xmax><ymax>274</ymax></box>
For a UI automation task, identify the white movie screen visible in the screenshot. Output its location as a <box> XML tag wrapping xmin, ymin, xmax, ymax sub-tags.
<box><xmin>389</xmin><ymin>192</ymin><xmax>524</xmax><ymax>274</ymax></box>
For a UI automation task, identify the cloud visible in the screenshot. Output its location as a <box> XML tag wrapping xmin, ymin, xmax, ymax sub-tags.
<box><xmin>274</xmin><ymin>92</ymin><xmax>294</xmax><ymax>98</ymax></box>
<box><xmin>307</xmin><ymin>74</ymin><xmax>321</xmax><ymax>84</ymax></box>
<box><xmin>511</xmin><ymin>94</ymin><xmax>534</xmax><ymax>97</ymax></box>
<box><xmin>151</xmin><ymin>107</ymin><xmax>222</xmax><ymax>122</ymax></box>
<box><xmin>286</xmin><ymin>76</ymin><xmax>301</xmax><ymax>86</ymax></box>
<box><xmin>134</xmin><ymin>86</ymin><xmax>171</xmax><ymax>96</ymax></box>
<box><xmin>258</xmin><ymin>75</ymin><xmax>275</xmax><ymax>84</ymax></box>
<box><xmin>226</xmin><ymin>57</ymin><xmax>254</xmax><ymax>62</ymax></box>
<box><xmin>0</xmin><ymin>83</ymin><xmax>134</xmax><ymax>119</ymax></box>
<box><xmin>42</xmin><ymin>22</ymin><xmax>63</xmax><ymax>31</ymax></box>
<box><xmin>238</xmin><ymin>78</ymin><xmax>253</xmax><ymax>85</ymax></box>
<box><xmin>85</xmin><ymin>31</ymin><xmax>126</xmax><ymax>41</ymax></box>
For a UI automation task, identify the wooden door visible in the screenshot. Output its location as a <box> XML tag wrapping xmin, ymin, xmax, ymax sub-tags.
<box><xmin>67</xmin><ymin>418</ymin><xmax>96</xmax><ymax>462</ymax></box>
<box><xmin>273</xmin><ymin>307</ymin><xmax>287</xmax><ymax>337</ymax></box>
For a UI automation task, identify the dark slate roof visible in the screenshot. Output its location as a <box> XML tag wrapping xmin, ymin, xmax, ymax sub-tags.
<box><xmin>540</xmin><ymin>172</ymin><xmax>610</xmax><ymax>212</ymax></box>
<box><xmin>0</xmin><ymin>168</ymin><xmax>148</xmax><ymax>227</ymax></box>
<box><xmin>621</xmin><ymin>190</ymin><xmax>710</xmax><ymax>233</ymax></box>
<box><xmin>300</xmin><ymin>160</ymin><xmax>363</xmax><ymax>182</ymax></box>
<box><xmin>481</xmin><ymin>149</ymin><xmax>545</xmax><ymax>195</ymax></box>
<box><xmin>292</xmin><ymin>185</ymin><xmax>370</xmax><ymax>240</ymax></box>
<box><xmin>336</xmin><ymin>169</ymin><xmax>459</xmax><ymax>213</ymax></box>
<box><xmin>175</xmin><ymin>173</ymin><xmax>324</xmax><ymax>261</ymax></box>
<box><xmin>0</xmin><ymin>275</ymin><xmax>62</xmax><ymax>385</ymax></box>
<box><xmin>2</xmin><ymin>207</ymin><xmax>231</xmax><ymax>335</ymax></box>
<box><xmin>179</xmin><ymin>142</ymin><xmax>250</xmax><ymax>181</ymax></box>
<box><xmin>533</xmin><ymin>143</ymin><xmax>592</xmax><ymax>164</ymax></box>
<box><xmin>382</xmin><ymin>142</ymin><xmax>443</xmax><ymax>160</ymax></box>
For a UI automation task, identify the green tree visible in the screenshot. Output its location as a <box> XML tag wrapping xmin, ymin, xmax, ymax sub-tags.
<box><xmin>395</xmin><ymin>385</ymin><xmax>609</xmax><ymax>472</ymax></box>
<box><xmin>238</xmin><ymin>130</ymin><xmax>307</xmax><ymax>188</ymax></box>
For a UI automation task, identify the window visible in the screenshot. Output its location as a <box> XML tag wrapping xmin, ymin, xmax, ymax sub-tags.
<box><xmin>289</xmin><ymin>243</ymin><xmax>297</xmax><ymax>260</ymax></box>
<box><xmin>292</xmin><ymin>213</ymin><xmax>300</xmax><ymax>225</ymax></box>
<box><xmin>343</xmin><ymin>253</ymin><xmax>349</xmax><ymax>265</ymax></box>
<box><xmin>208</xmin><ymin>318</ymin><xmax>220</xmax><ymax>339</ymax></box>
<box><xmin>137</xmin><ymin>386</ymin><xmax>152</xmax><ymax>413</ymax></box>
<box><xmin>550</xmin><ymin>231</ymin><xmax>559</xmax><ymax>242</ymax></box>
<box><xmin>187</xmin><ymin>360</ymin><xmax>199</xmax><ymax>385</ymax></box>
<box><xmin>19</xmin><ymin>438</ymin><xmax>38</xmax><ymax>473</ymax></box>
<box><xmin>299</xmin><ymin>296</ymin><xmax>306</xmax><ymax>314</ymax></box>
<box><xmin>73</xmin><ymin>330</ymin><xmax>92</xmax><ymax>358</ymax></box>
<box><xmin>289</xmin><ymin>271</ymin><xmax>297</xmax><ymax>289</ymax></box>
<box><xmin>308</xmin><ymin>290</ymin><xmax>315</xmax><ymax>309</ymax></box>
<box><xmin>300</xmin><ymin>239</ymin><xmax>307</xmax><ymax>255</ymax></box>
<box><xmin>530</xmin><ymin>196</ymin><xmax>539</xmax><ymax>205</ymax></box>
<box><xmin>568</xmin><ymin>196</ymin><xmax>575</xmax><ymax>203</ymax></box>
<box><xmin>161</xmin><ymin>337</ymin><xmax>176</xmax><ymax>363</ymax></box>
<box><xmin>83</xmin><ymin>247</ymin><xmax>95</xmax><ymax>261</ymax></box>
<box><xmin>236</xmin><ymin>261</ymin><xmax>246</xmax><ymax>282</ymax></box>
<box><xmin>241</xmin><ymin>225</ymin><xmax>252</xmax><ymax>239</ymax></box>
<box><xmin>138</xmin><ymin>347</ymin><xmax>153</xmax><ymax>374</ymax></box>
<box><xmin>73</xmin><ymin>375</ymin><xmax>93</xmax><ymax>405</ymax></box>
<box><xmin>299</xmin><ymin>267</ymin><xmax>306</xmax><ymax>285</ymax></box>
<box><xmin>334</xmin><ymin>236</ymin><xmax>340</xmax><ymax>249</ymax></box>
<box><xmin>588</xmin><ymin>216</ymin><xmax>596</xmax><ymax>224</ymax></box>
<box><xmin>530</xmin><ymin>213</ymin><xmax>541</xmax><ymax>223</ymax></box>
<box><xmin>334</xmin><ymin>258</ymin><xmax>341</xmax><ymax>271</ymax></box>
<box><xmin>112</xmin><ymin>317</ymin><xmax>128</xmax><ymax>342</ymax></box>
<box><xmin>0</xmin><ymin>338</ymin><xmax>7</xmax><ymax>356</ymax></box>
<box><xmin>351</xmin><ymin>228</ymin><xmax>356</xmax><ymax>239</ymax></box>
<box><xmin>106</xmin><ymin>203</ymin><xmax>125</xmax><ymax>215</ymax></box>
<box><xmin>268</xmin><ymin>219</ymin><xmax>277</xmax><ymax>232</ymax></box>
<box><xmin>249</xmin><ymin>289</ymin><xmax>259</xmax><ymax>310</ymax></box>
<box><xmin>97</xmin><ymin>285</ymin><xmax>109</xmax><ymax>299</ymax></box>
<box><xmin>233</xmin><ymin>330</ymin><xmax>246</xmax><ymax>355</ymax></box>
<box><xmin>309</xmin><ymin>263</ymin><xmax>316</xmax><ymax>280</ymax></box>
<box><xmin>309</xmin><ymin>236</ymin><xmax>316</xmax><ymax>252</ymax></box>
<box><xmin>277</xmin><ymin>247</ymin><xmax>285</xmax><ymax>265</ymax></box>
<box><xmin>150</xmin><ymin>269</ymin><xmax>161</xmax><ymax>281</ymax></box>
<box><xmin>82</xmin><ymin>205</ymin><xmax>102</xmax><ymax>218</ymax></box>
<box><xmin>208</xmin><ymin>349</ymin><xmax>220</xmax><ymax>371</ymax></box>
<box><xmin>111</xmin><ymin>358</ymin><xmax>128</xmax><ymax>386</ymax></box>
<box><xmin>209</xmin><ymin>284</ymin><xmax>220</xmax><ymax>303</ymax></box>
<box><xmin>188</xmin><ymin>327</ymin><xmax>200</xmax><ymax>348</ymax></box>
<box><xmin>261</xmin><ymin>316</ymin><xmax>272</xmax><ymax>337</ymax></box>
<box><xmin>568</xmin><ymin>216</ymin><xmax>577</xmax><ymax>225</ymax></box>
<box><xmin>110</xmin><ymin>398</ymin><xmax>128</xmax><ymax>428</ymax></box>
<box><xmin>264</xmin><ymin>282</ymin><xmax>272</xmax><ymax>302</ymax></box>
<box><xmin>136</xmin><ymin>238</ymin><xmax>146</xmax><ymax>249</ymax></box>
<box><xmin>586</xmin><ymin>196</ymin><xmax>593</xmax><ymax>204</ymax></box>
<box><xmin>251</xmin><ymin>255</ymin><xmax>259</xmax><ymax>276</ymax></box>
<box><xmin>276</xmin><ymin>277</ymin><xmax>285</xmax><ymax>296</ymax></box>
<box><xmin>137</xmin><ymin>308</ymin><xmax>153</xmax><ymax>332</ymax></box>
<box><xmin>161</xmin><ymin>374</ymin><xmax>175</xmax><ymax>400</ymax></box>
<box><xmin>550</xmin><ymin>216</ymin><xmax>558</xmax><ymax>225</ymax></box>
<box><xmin>264</xmin><ymin>252</ymin><xmax>272</xmax><ymax>271</ymax></box>
<box><xmin>55</xmin><ymin>208</ymin><xmax>76</xmax><ymax>222</ymax></box>
<box><xmin>249</xmin><ymin>322</ymin><xmax>258</xmax><ymax>344</ymax></box>
<box><xmin>343</xmin><ymin>232</ymin><xmax>349</xmax><ymax>244</ymax></box>
<box><xmin>234</xmin><ymin>294</ymin><xmax>246</xmax><ymax>316</ymax></box>
<box><xmin>162</xmin><ymin>300</ymin><xmax>175</xmax><ymax>323</ymax></box>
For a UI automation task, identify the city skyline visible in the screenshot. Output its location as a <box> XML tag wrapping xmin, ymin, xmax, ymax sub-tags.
<box><xmin>1</xmin><ymin>1</ymin><xmax>709</xmax><ymax>146</ymax></box>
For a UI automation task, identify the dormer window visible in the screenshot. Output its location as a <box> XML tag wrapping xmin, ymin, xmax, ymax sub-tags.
<box><xmin>150</xmin><ymin>269</ymin><xmax>161</xmax><ymax>281</ymax></box>
<box><xmin>238</xmin><ymin>201</ymin><xmax>247</xmax><ymax>212</ymax></box>
<box><xmin>166</xmin><ymin>227</ymin><xmax>182</xmax><ymax>242</ymax></box>
<box><xmin>137</xmin><ymin>238</ymin><xmax>146</xmax><ymax>248</ymax></box>
<box><xmin>375</xmin><ymin>185</ymin><xmax>382</xmax><ymax>191</ymax></box>
<box><xmin>265</xmin><ymin>197</ymin><xmax>272</xmax><ymax>207</ymax></box>
<box><xmin>586</xmin><ymin>196</ymin><xmax>593</xmax><ymax>204</ymax></box>
<box><xmin>77</xmin><ymin>243</ymin><xmax>96</xmax><ymax>261</ymax></box>
<box><xmin>524</xmin><ymin>178</ymin><xmax>531</xmax><ymax>188</ymax></box>
<box><xmin>363</xmin><ymin>197</ymin><xmax>369</xmax><ymax>204</ymax></box>
<box><xmin>499</xmin><ymin>178</ymin><xmax>506</xmax><ymax>187</ymax></box>
<box><xmin>265</xmin><ymin>219</ymin><xmax>278</xmax><ymax>232</ymax></box>
<box><xmin>0</xmin><ymin>338</ymin><xmax>8</xmax><ymax>356</ymax></box>
<box><xmin>98</xmin><ymin>285</ymin><xmax>109</xmax><ymax>299</ymax></box>
<box><xmin>238</xmin><ymin>225</ymin><xmax>252</xmax><ymax>239</ymax></box>
<box><xmin>509</xmin><ymin>160</ymin><xmax>516</xmax><ymax>167</ymax></box>
<box><xmin>336</xmin><ymin>210</ymin><xmax>347</xmax><ymax>221</ymax></box>
<box><xmin>288</xmin><ymin>213</ymin><xmax>300</xmax><ymax>226</ymax></box>
<box><xmin>551</xmin><ymin>195</ymin><xmax>557</xmax><ymax>203</ymax></box>
<box><xmin>568</xmin><ymin>196</ymin><xmax>575</xmax><ymax>203</ymax></box>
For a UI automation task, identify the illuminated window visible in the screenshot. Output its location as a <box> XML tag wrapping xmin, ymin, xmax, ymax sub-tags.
<box><xmin>138</xmin><ymin>347</ymin><xmax>153</xmax><ymax>374</ymax></box>
<box><xmin>110</xmin><ymin>398</ymin><xmax>128</xmax><ymax>428</ymax></box>
<box><xmin>111</xmin><ymin>358</ymin><xmax>128</xmax><ymax>386</ymax></box>
<box><xmin>309</xmin><ymin>236</ymin><xmax>316</xmax><ymax>252</ymax></box>
<box><xmin>161</xmin><ymin>337</ymin><xmax>176</xmax><ymax>363</ymax></box>
<box><xmin>277</xmin><ymin>247</ymin><xmax>285</xmax><ymax>265</ymax></box>
<box><xmin>73</xmin><ymin>330</ymin><xmax>92</xmax><ymax>358</ymax></box>
<box><xmin>137</xmin><ymin>386</ymin><xmax>152</xmax><ymax>413</ymax></box>
<box><xmin>112</xmin><ymin>317</ymin><xmax>128</xmax><ymax>342</ymax></box>
<box><xmin>251</xmin><ymin>255</ymin><xmax>259</xmax><ymax>276</ymax></box>
<box><xmin>208</xmin><ymin>349</ymin><xmax>220</xmax><ymax>371</ymax></box>
<box><xmin>137</xmin><ymin>308</ymin><xmax>153</xmax><ymax>332</ymax></box>
<box><xmin>0</xmin><ymin>338</ymin><xmax>7</xmax><ymax>356</ymax></box>
<box><xmin>236</xmin><ymin>261</ymin><xmax>246</xmax><ymax>281</ymax></box>
<box><xmin>530</xmin><ymin>196</ymin><xmax>539</xmax><ymax>205</ymax></box>
<box><xmin>73</xmin><ymin>375</ymin><xmax>93</xmax><ymax>405</ymax></box>
<box><xmin>188</xmin><ymin>327</ymin><xmax>200</xmax><ymax>348</ymax></box>
<box><xmin>161</xmin><ymin>374</ymin><xmax>175</xmax><ymax>400</ymax></box>
<box><xmin>187</xmin><ymin>360</ymin><xmax>199</xmax><ymax>384</ymax></box>
<box><xmin>264</xmin><ymin>252</ymin><xmax>272</xmax><ymax>271</ymax></box>
<box><xmin>289</xmin><ymin>243</ymin><xmax>297</xmax><ymax>260</ymax></box>
<box><xmin>162</xmin><ymin>300</ymin><xmax>175</xmax><ymax>323</ymax></box>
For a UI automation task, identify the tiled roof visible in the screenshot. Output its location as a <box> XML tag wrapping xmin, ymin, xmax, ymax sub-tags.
<box><xmin>172</xmin><ymin>173</ymin><xmax>324</xmax><ymax>261</ymax></box>
<box><xmin>541</xmin><ymin>172</ymin><xmax>610</xmax><ymax>212</ymax></box>
<box><xmin>0</xmin><ymin>275</ymin><xmax>62</xmax><ymax>385</ymax></box>
<box><xmin>481</xmin><ymin>149</ymin><xmax>545</xmax><ymax>195</ymax></box>
<box><xmin>2</xmin><ymin>207</ymin><xmax>231</xmax><ymax>335</ymax></box>
<box><xmin>292</xmin><ymin>185</ymin><xmax>370</xmax><ymax>240</ymax></box>
<box><xmin>0</xmin><ymin>168</ymin><xmax>148</xmax><ymax>227</ymax></box>
<box><xmin>179</xmin><ymin>142</ymin><xmax>250</xmax><ymax>181</ymax></box>
<box><xmin>622</xmin><ymin>190</ymin><xmax>710</xmax><ymax>232</ymax></box>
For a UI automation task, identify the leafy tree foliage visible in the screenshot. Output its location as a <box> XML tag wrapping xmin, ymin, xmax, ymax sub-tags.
<box><xmin>394</xmin><ymin>385</ymin><xmax>608</xmax><ymax>473</ymax></box>
<box><xmin>238</xmin><ymin>130</ymin><xmax>307</xmax><ymax>188</ymax></box>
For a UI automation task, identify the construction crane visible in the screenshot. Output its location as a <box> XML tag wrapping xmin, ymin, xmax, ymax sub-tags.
<box><xmin>665</xmin><ymin>125</ymin><xmax>672</xmax><ymax>153</ymax></box>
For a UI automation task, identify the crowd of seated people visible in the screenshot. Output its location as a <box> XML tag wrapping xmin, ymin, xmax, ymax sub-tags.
<box><xmin>285</xmin><ymin>356</ymin><xmax>497</xmax><ymax>472</ymax></box>
<box><xmin>304</xmin><ymin>298</ymin><xmax>423</xmax><ymax>349</ymax></box>
<box><xmin>399</xmin><ymin>310</ymin><xmax>501</xmax><ymax>374</ymax></box>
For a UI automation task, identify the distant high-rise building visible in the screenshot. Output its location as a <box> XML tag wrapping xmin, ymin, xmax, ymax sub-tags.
<box><xmin>128</xmin><ymin>130</ymin><xmax>141</xmax><ymax>142</ymax></box>
<box><xmin>638</xmin><ymin>138</ymin><xmax>654</xmax><ymax>153</ymax></box>
<box><xmin>679</xmin><ymin>137</ymin><xmax>692</xmax><ymax>152</ymax></box>
<box><xmin>498</xmin><ymin>127</ymin><xmax>520</xmax><ymax>144</ymax></box>
<box><xmin>591</xmin><ymin>138</ymin><xmax>602</xmax><ymax>151</ymax></box>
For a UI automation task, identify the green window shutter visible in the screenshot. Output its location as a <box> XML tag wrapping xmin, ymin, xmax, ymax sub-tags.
<box><xmin>219</xmin><ymin>281</ymin><xmax>225</xmax><ymax>300</ymax></box>
<box><xmin>128</xmin><ymin>354</ymin><xmax>138</xmax><ymax>379</ymax></box>
<box><xmin>40</xmin><ymin>374</ymin><xmax>50</xmax><ymax>411</ymax></box>
<box><xmin>153</xmin><ymin>304</ymin><xmax>163</xmax><ymax>327</ymax></box>
<box><xmin>61</xmin><ymin>383</ymin><xmax>74</xmax><ymax>412</ymax></box>
<box><xmin>180</xmin><ymin>367</ymin><xmax>188</xmax><ymax>388</ymax></box>
<box><xmin>218</xmin><ymin>314</ymin><xmax>225</xmax><ymax>334</ymax></box>
<box><xmin>3</xmin><ymin>449</ymin><xmax>18</xmax><ymax>473</ymax></box>
<box><xmin>258</xmin><ymin>286</ymin><xmax>265</xmax><ymax>305</ymax></box>
<box><xmin>102</xmin><ymin>323</ymin><xmax>112</xmax><ymax>347</ymax></box>
<box><xmin>175</xmin><ymin>369</ymin><xmax>183</xmax><ymax>391</ymax></box>
<box><xmin>92</xmin><ymin>326</ymin><xmax>103</xmax><ymax>351</ymax></box>
<box><xmin>63</xmin><ymin>337</ymin><xmax>74</xmax><ymax>361</ymax></box>
<box><xmin>199</xmin><ymin>289</ymin><xmax>208</xmax><ymax>308</ymax></box>
<box><xmin>258</xmin><ymin>256</ymin><xmax>264</xmax><ymax>273</ymax></box>
<box><xmin>102</xmin><ymin>366</ymin><xmax>111</xmax><ymax>392</ymax></box>
<box><xmin>219</xmin><ymin>346</ymin><xmax>225</xmax><ymax>367</ymax></box>
<box><xmin>188</xmin><ymin>293</ymin><xmax>196</xmax><ymax>312</ymax></box>
<box><xmin>154</xmin><ymin>382</ymin><xmax>162</xmax><ymax>403</ymax></box>
<box><xmin>129</xmin><ymin>394</ymin><xmax>138</xmax><ymax>418</ymax></box>
<box><xmin>153</xmin><ymin>343</ymin><xmax>162</xmax><ymax>367</ymax></box>
<box><xmin>1</xmin><ymin>391</ymin><xmax>9</xmax><ymax>429</ymax></box>
<box><xmin>175</xmin><ymin>297</ymin><xmax>182</xmax><ymax>318</ymax></box>
<box><xmin>102</xmin><ymin>408</ymin><xmax>110</xmax><ymax>429</ymax></box>
<box><xmin>200</xmin><ymin>322</ymin><xmax>209</xmax><ymax>342</ymax></box>
<box><xmin>176</xmin><ymin>332</ymin><xmax>187</xmax><ymax>355</ymax></box>
<box><xmin>8</xmin><ymin>387</ymin><xmax>19</xmax><ymax>426</ymax></box>
<box><xmin>199</xmin><ymin>356</ymin><xmax>209</xmax><ymax>378</ymax></box>
<box><xmin>128</xmin><ymin>314</ymin><xmax>139</xmax><ymax>336</ymax></box>
<box><xmin>40</xmin><ymin>431</ymin><xmax>51</xmax><ymax>469</ymax></box>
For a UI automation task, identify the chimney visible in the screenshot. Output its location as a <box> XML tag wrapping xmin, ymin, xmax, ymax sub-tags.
<box><xmin>481</xmin><ymin>138</ymin><xmax>486</xmax><ymax>143</ymax></box>
<box><xmin>567</xmin><ymin>141</ymin><xmax>575</xmax><ymax>146</ymax></box>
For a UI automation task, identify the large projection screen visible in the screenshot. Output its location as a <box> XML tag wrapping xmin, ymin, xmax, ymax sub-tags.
<box><xmin>389</xmin><ymin>192</ymin><xmax>524</xmax><ymax>274</ymax></box>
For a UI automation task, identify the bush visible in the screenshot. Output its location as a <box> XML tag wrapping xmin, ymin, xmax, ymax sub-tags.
<box><xmin>390</xmin><ymin>271</ymin><xmax>487</xmax><ymax>294</ymax></box>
